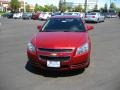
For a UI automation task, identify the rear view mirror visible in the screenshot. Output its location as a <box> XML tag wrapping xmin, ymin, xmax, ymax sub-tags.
<box><xmin>37</xmin><ymin>25</ymin><xmax>42</xmax><ymax>31</ymax></box>
<box><xmin>86</xmin><ymin>25</ymin><xmax>94</xmax><ymax>31</ymax></box>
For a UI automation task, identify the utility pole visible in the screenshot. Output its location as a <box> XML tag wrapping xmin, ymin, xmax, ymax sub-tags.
<box><xmin>24</xmin><ymin>1</ymin><xmax>26</xmax><ymax>12</ymax></box>
<box><xmin>95</xmin><ymin>0</ymin><xmax>98</xmax><ymax>10</ymax></box>
<box><xmin>84</xmin><ymin>0</ymin><xmax>87</xmax><ymax>13</ymax></box>
<box><xmin>96</xmin><ymin>0</ymin><xmax>98</xmax><ymax>6</ymax></box>
<box><xmin>110</xmin><ymin>0</ymin><xmax>111</xmax><ymax>9</ymax></box>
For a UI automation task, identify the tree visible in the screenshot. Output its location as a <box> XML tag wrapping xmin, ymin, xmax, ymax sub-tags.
<box><xmin>115</xmin><ymin>7</ymin><xmax>120</xmax><ymax>13</ymax></box>
<box><xmin>49</xmin><ymin>4</ymin><xmax>58</xmax><ymax>12</ymax></box>
<box><xmin>26</xmin><ymin>5</ymin><xmax>30</xmax><ymax>12</ymax></box>
<box><xmin>67</xmin><ymin>6</ymin><xmax>72</xmax><ymax>12</ymax></box>
<box><xmin>110</xmin><ymin>2</ymin><xmax>116</xmax><ymax>9</ymax></box>
<box><xmin>10</xmin><ymin>0</ymin><xmax>21</xmax><ymax>12</ymax></box>
<box><xmin>39</xmin><ymin>6</ymin><xmax>44</xmax><ymax>11</ymax></box>
<box><xmin>93</xmin><ymin>4</ymin><xmax>98</xmax><ymax>10</ymax></box>
<box><xmin>43</xmin><ymin>5</ymin><xmax>49</xmax><ymax>12</ymax></box>
<box><xmin>59</xmin><ymin>0</ymin><xmax>62</xmax><ymax>11</ymax></box>
<box><xmin>104</xmin><ymin>3</ymin><xmax>108</xmax><ymax>10</ymax></box>
<box><xmin>74</xmin><ymin>5</ymin><xmax>83</xmax><ymax>12</ymax></box>
<box><xmin>59</xmin><ymin>0</ymin><xmax>67</xmax><ymax>12</ymax></box>
<box><xmin>34</xmin><ymin>4</ymin><xmax>40</xmax><ymax>12</ymax></box>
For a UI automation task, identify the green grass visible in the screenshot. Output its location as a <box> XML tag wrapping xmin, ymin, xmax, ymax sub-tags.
<box><xmin>0</xmin><ymin>12</ymin><xmax>5</xmax><ymax>16</ymax></box>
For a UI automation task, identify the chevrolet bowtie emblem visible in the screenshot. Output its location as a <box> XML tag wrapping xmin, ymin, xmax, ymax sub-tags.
<box><xmin>50</xmin><ymin>53</ymin><xmax>57</xmax><ymax>56</ymax></box>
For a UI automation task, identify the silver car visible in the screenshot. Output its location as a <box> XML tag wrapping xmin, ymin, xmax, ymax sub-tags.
<box><xmin>84</xmin><ymin>12</ymin><xmax>105</xmax><ymax>23</ymax></box>
<box><xmin>22</xmin><ymin>12</ymin><xmax>33</xmax><ymax>19</ymax></box>
<box><xmin>64</xmin><ymin>12</ymin><xmax>85</xmax><ymax>18</ymax></box>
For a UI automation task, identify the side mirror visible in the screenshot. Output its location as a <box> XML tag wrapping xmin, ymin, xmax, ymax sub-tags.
<box><xmin>86</xmin><ymin>25</ymin><xmax>94</xmax><ymax>31</ymax></box>
<box><xmin>37</xmin><ymin>25</ymin><xmax>42</xmax><ymax>31</ymax></box>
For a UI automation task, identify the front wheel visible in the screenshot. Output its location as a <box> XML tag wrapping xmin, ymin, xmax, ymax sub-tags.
<box><xmin>96</xmin><ymin>18</ymin><xmax>100</xmax><ymax>23</ymax></box>
<box><xmin>86</xmin><ymin>57</ymin><xmax>90</xmax><ymax>68</ymax></box>
<box><xmin>102</xmin><ymin>18</ymin><xmax>105</xmax><ymax>22</ymax></box>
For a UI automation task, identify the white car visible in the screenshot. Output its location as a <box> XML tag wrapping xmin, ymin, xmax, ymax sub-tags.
<box><xmin>64</xmin><ymin>12</ymin><xmax>80</xmax><ymax>16</ymax></box>
<box><xmin>64</xmin><ymin>12</ymin><xmax>85</xmax><ymax>18</ymax></box>
<box><xmin>13</xmin><ymin>13</ymin><xmax>23</xmax><ymax>19</ymax></box>
<box><xmin>84</xmin><ymin>12</ymin><xmax>105</xmax><ymax>23</ymax></box>
<box><xmin>39</xmin><ymin>12</ymin><xmax>51</xmax><ymax>20</ymax></box>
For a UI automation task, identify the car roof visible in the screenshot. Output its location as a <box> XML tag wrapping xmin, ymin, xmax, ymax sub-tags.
<box><xmin>51</xmin><ymin>15</ymin><xmax>81</xmax><ymax>19</ymax></box>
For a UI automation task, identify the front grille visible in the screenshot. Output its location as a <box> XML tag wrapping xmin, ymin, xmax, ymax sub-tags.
<box><xmin>39</xmin><ymin>55</ymin><xmax>70</xmax><ymax>61</ymax></box>
<box><xmin>38</xmin><ymin>48</ymin><xmax>73</xmax><ymax>53</ymax></box>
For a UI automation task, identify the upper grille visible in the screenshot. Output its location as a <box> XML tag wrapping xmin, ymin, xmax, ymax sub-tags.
<box><xmin>39</xmin><ymin>55</ymin><xmax>70</xmax><ymax>61</ymax></box>
<box><xmin>38</xmin><ymin>48</ymin><xmax>73</xmax><ymax>52</ymax></box>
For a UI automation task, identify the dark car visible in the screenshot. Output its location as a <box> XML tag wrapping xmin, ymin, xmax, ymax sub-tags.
<box><xmin>2</xmin><ymin>13</ymin><xmax>13</xmax><ymax>19</ymax></box>
<box><xmin>2</xmin><ymin>13</ymin><xmax>9</xmax><ymax>17</ymax></box>
<box><xmin>22</xmin><ymin>12</ymin><xmax>33</xmax><ymax>19</ymax></box>
<box><xmin>51</xmin><ymin>12</ymin><xmax>62</xmax><ymax>16</ymax></box>
<box><xmin>27</xmin><ymin>15</ymin><xmax>93</xmax><ymax>71</ymax></box>
<box><xmin>7</xmin><ymin>13</ymin><xmax>14</xmax><ymax>19</ymax></box>
<box><xmin>31</xmin><ymin>12</ymin><xmax>41</xmax><ymax>20</ymax></box>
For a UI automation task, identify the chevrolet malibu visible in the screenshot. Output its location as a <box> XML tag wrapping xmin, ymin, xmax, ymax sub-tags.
<box><xmin>27</xmin><ymin>15</ymin><xmax>93</xmax><ymax>71</ymax></box>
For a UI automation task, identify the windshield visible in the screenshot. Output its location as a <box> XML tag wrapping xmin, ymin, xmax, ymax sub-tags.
<box><xmin>42</xmin><ymin>18</ymin><xmax>85</xmax><ymax>32</ymax></box>
<box><xmin>87</xmin><ymin>12</ymin><xmax>97</xmax><ymax>15</ymax></box>
<box><xmin>64</xmin><ymin>13</ymin><xmax>73</xmax><ymax>15</ymax></box>
<box><xmin>24</xmin><ymin>13</ymin><xmax>32</xmax><ymax>15</ymax></box>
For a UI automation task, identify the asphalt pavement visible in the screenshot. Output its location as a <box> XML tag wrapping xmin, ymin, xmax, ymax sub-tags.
<box><xmin>0</xmin><ymin>18</ymin><xmax>120</xmax><ymax>90</ymax></box>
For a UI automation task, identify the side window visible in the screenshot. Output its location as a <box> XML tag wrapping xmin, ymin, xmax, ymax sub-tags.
<box><xmin>98</xmin><ymin>13</ymin><xmax>101</xmax><ymax>16</ymax></box>
<box><xmin>100</xmin><ymin>13</ymin><xmax>103</xmax><ymax>16</ymax></box>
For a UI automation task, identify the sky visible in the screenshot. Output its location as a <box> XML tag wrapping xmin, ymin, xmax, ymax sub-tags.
<box><xmin>25</xmin><ymin>0</ymin><xmax>120</xmax><ymax>8</ymax></box>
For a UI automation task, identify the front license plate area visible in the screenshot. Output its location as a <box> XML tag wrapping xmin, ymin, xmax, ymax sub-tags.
<box><xmin>47</xmin><ymin>61</ymin><xmax>60</xmax><ymax>68</ymax></box>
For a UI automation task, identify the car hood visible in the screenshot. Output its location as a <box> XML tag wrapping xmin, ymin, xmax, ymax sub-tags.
<box><xmin>33</xmin><ymin>32</ymin><xmax>88</xmax><ymax>49</ymax></box>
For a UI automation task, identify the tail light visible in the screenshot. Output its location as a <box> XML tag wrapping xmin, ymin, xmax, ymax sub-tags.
<box><xmin>92</xmin><ymin>16</ymin><xmax>95</xmax><ymax>18</ymax></box>
<box><xmin>84</xmin><ymin>16</ymin><xmax>87</xmax><ymax>18</ymax></box>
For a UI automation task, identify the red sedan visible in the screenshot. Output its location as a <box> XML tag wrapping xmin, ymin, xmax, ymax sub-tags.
<box><xmin>27</xmin><ymin>15</ymin><xmax>93</xmax><ymax>71</ymax></box>
<box><xmin>31</xmin><ymin>12</ymin><xmax>40</xmax><ymax>20</ymax></box>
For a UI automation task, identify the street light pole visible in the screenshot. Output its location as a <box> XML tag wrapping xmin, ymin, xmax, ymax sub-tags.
<box><xmin>84</xmin><ymin>0</ymin><xmax>87</xmax><ymax>13</ymax></box>
<box><xmin>110</xmin><ymin>0</ymin><xmax>111</xmax><ymax>9</ymax></box>
<box><xmin>24</xmin><ymin>1</ymin><xmax>26</xmax><ymax>12</ymax></box>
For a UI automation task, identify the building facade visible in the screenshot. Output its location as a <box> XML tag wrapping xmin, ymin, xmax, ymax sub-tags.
<box><xmin>0</xmin><ymin>0</ymin><xmax>34</xmax><ymax>12</ymax></box>
<box><xmin>0</xmin><ymin>0</ymin><xmax>10</xmax><ymax>12</ymax></box>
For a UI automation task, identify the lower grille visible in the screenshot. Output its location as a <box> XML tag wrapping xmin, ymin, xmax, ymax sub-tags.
<box><xmin>39</xmin><ymin>55</ymin><xmax>70</xmax><ymax>61</ymax></box>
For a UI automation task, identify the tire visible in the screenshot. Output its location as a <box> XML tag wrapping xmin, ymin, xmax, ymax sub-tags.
<box><xmin>29</xmin><ymin>17</ymin><xmax>31</xmax><ymax>20</ymax></box>
<box><xmin>96</xmin><ymin>18</ymin><xmax>100</xmax><ymax>23</ymax></box>
<box><xmin>103</xmin><ymin>18</ymin><xmax>105</xmax><ymax>22</ymax></box>
<box><xmin>86</xmin><ymin>57</ymin><xmax>90</xmax><ymax>68</ymax></box>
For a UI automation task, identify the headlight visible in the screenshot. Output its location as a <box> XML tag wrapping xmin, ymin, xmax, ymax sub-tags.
<box><xmin>27</xmin><ymin>42</ymin><xmax>35</xmax><ymax>52</ymax></box>
<box><xmin>76</xmin><ymin>43</ymin><xmax>89</xmax><ymax>55</ymax></box>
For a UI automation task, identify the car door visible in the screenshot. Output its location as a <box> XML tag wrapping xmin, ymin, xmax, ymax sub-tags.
<box><xmin>97</xmin><ymin>13</ymin><xmax>102</xmax><ymax>21</ymax></box>
<box><xmin>100</xmin><ymin>13</ymin><xmax>105</xmax><ymax>21</ymax></box>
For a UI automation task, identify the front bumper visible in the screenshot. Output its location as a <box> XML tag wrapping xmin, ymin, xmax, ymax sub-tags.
<box><xmin>27</xmin><ymin>50</ymin><xmax>90</xmax><ymax>71</ymax></box>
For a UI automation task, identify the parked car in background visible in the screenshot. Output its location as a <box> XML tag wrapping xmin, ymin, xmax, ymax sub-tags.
<box><xmin>101</xmin><ymin>9</ymin><xmax>117</xmax><ymax>18</ymax></box>
<box><xmin>84</xmin><ymin>12</ymin><xmax>105</xmax><ymax>23</ymax></box>
<box><xmin>64</xmin><ymin>12</ymin><xmax>81</xmax><ymax>16</ymax></box>
<box><xmin>31</xmin><ymin>12</ymin><xmax>41</xmax><ymax>20</ymax></box>
<box><xmin>1</xmin><ymin>12</ymin><xmax>13</xmax><ymax>18</ymax></box>
<box><xmin>64</xmin><ymin>12</ymin><xmax>85</xmax><ymax>18</ymax></box>
<box><xmin>39</xmin><ymin>12</ymin><xmax>51</xmax><ymax>20</ymax></box>
<box><xmin>27</xmin><ymin>15</ymin><xmax>93</xmax><ymax>71</ymax></box>
<box><xmin>22</xmin><ymin>12</ymin><xmax>33</xmax><ymax>19</ymax></box>
<box><xmin>7</xmin><ymin>13</ymin><xmax>14</xmax><ymax>19</ymax></box>
<box><xmin>106</xmin><ymin>13</ymin><xmax>112</xmax><ymax>18</ymax></box>
<box><xmin>13</xmin><ymin>12</ymin><xmax>23</xmax><ymax>19</ymax></box>
<box><xmin>51</xmin><ymin>12</ymin><xmax>63</xmax><ymax>16</ymax></box>
<box><xmin>80</xmin><ymin>12</ymin><xmax>85</xmax><ymax>18</ymax></box>
<box><xmin>1</xmin><ymin>13</ymin><xmax>9</xmax><ymax>18</ymax></box>
<box><xmin>109</xmin><ymin>13</ymin><xmax>117</xmax><ymax>18</ymax></box>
